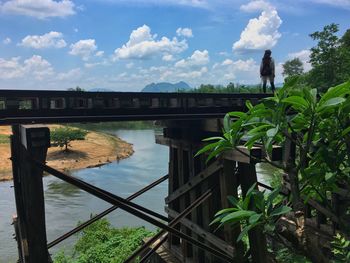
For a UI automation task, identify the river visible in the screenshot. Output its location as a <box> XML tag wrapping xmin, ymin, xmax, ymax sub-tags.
<box><xmin>0</xmin><ymin>129</ymin><xmax>276</xmax><ymax>262</ymax></box>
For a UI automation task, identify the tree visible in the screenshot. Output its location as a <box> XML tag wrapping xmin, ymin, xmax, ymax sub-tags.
<box><xmin>68</xmin><ymin>86</ymin><xmax>85</xmax><ymax>91</ymax></box>
<box><xmin>282</xmin><ymin>58</ymin><xmax>304</xmax><ymax>77</ymax></box>
<box><xmin>308</xmin><ymin>23</ymin><xmax>341</xmax><ymax>91</ymax></box>
<box><xmin>51</xmin><ymin>127</ymin><xmax>88</xmax><ymax>151</ymax></box>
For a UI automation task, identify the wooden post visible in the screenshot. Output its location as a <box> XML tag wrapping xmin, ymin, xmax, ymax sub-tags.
<box><xmin>11</xmin><ymin>124</ymin><xmax>50</xmax><ymax>263</ymax></box>
<box><xmin>220</xmin><ymin>159</ymin><xmax>244</xmax><ymax>261</ymax></box>
<box><xmin>238</xmin><ymin>162</ymin><xmax>268</xmax><ymax>263</ymax></box>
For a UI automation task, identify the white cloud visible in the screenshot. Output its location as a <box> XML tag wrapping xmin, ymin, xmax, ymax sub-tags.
<box><xmin>95</xmin><ymin>50</ymin><xmax>104</xmax><ymax>57</ymax></box>
<box><xmin>0</xmin><ymin>0</ymin><xmax>75</xmax><ymax>19</ymax></box>
<box><xmin>288</xmin><ymin>49</ymin><xmax>312</xmax><ymax>71</ymax></box>
<box><xmin>57</xmin><ymin>68</ymin><xmax>81</xmax><ymax>80</ymax></box>
<box><xmin>240</xmin><ymin>0</ymin><xmax>272</xmax><ymax>12</ymax></box>
<box><xmin>222</xmin><ymin>59</ymin><xmax>233</xmax><ymax>66</ymax></box>
<box><xmin>69</xmin><ymin>39</ymin><xmax>98</xmax><ymax>61</ymax></box>
<box><xmin>3</xmin><ymin>37</ymin><xmax>11</xmax><ymax>44</ymax></box>
<box><xmin>162</xmin><ymin>54</ymin><xmax>174</xmax><ymax>61</ymax></box>
<box><xmin>176</xmin><ymin>27</ymin><xmax>193</xmax><ymax>38</ymax></box>
<box><xmin>233</xmin><ymin>7</ymin><xmax>282</xmax><ymax>52</ymax></box>
<box><xmin>175</xmin><ymin>50</ymin><xmax>209</xmax><ymax>68</ymax></box>
<box><xmin>23</xmin><ymin>55</ymin><xmax>54</xmax><ymax>79</ymax></box>
<box><xmin>94</xmin><ymin>0</ymin><xmax>209</xmax><ymax>8</ymax></box>
<box><xmin>19</xmin><ymin>31</ymin><xmax>66</xmax><ymax>49</ymax></box>
<box><xmin>113</xmin><ymin>24</ymin><xmax>188</xmax><ymax>60</ymax></box>
<box><xmin>0</xmin><ymin>57</ymin><xmax>24</xmax><ymax>79</ymax></box>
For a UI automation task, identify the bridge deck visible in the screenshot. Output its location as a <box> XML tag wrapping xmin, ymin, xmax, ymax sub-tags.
<box><xmin>0</xmin><ymin>90</ymin><xmax>269</xmax><ymax>125</ymax></box>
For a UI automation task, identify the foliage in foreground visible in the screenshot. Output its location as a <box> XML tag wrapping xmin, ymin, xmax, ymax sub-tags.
<box><xmin>197</xmin><ymin>81</ymin><xmax>350</xmax><ymax>261</ymax></box>
<box><xmin>51</xmin><ymin>127</ymin><xmax>88</xmax><ymax>151</ymax></box>
<box><xmin>211</xmin><ymin>183</ymin><xmax>291</xmax><ymax>242</ymax></box>
<box><xmin>54</xmin><ymin>218</ymin><xmax>154</xmax><ymax>263</ymax></box>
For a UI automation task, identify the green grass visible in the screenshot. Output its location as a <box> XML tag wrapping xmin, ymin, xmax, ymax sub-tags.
<box><xmin>70</xmin><ymin>121</ymin><xmax>156</xmax><ymax>131</ymax></box>
<box><xmin>0</xmin><ymin>134</ymin><xmax>10</xmax><ymax>144</ymax></box>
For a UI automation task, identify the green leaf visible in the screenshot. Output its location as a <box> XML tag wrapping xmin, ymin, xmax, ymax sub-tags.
<box><xmin>195</xmin><ymin>141</ymin><xmax>220</xmax><ymax>157</ymax></box>
<box><xmin>270</xmin><ymin>205</ymin><xmax>292</xmax><ymax>217</ymax></box>
<box><xmin>223</xmin><ymin>114</ymin><xmax>231</xmax><ymax>133</ymax></box>
<box><xmin>227</xmin><ymin>196</ymin><xmax>241</xmax><ymax>209</ymax></box>
<box><xmin>321</xmin><ymin>97</ymin><xmax>346</xmax><ymax>108</ymax></box>
<box><xmin>228</xmin><ymin>111</ymin><xmax>246</xmax><ymax>118</ymax></box>
<box><xmin>342</xmin><ymin>126</ymin><xmax>350</xmax><ymax>136</ymax></box>
<box><xmin>282</xmin><ymin>96</ymin><xmax>309</xmax><ymax>111</ymax></box>
<box><xmin>202</xmin><ymin>136</ymin><xmax>224</xmax><ymax>142</ymax></box>
<box><xmin>220</xmin><ymin>210</ymin><xmax>256</xmax><ymax>224</ymax></box>
<box><xmin>214</xmin><ymin>208</ymin><xmax>238</xmax><ymax>217</ymax></box>
<box><xmin>249</xmin><ymin>213</ymin><xmax>262</xmax><ymax>224</ymax></box>
<box><xmin>236</xmin><ymin>224</ymin><xmax>256</xmax><ymax>242</ymax></box>
<box><xmin>266</xmin><ymin>126</ymin><xmax>279</xmax><ymax>138</ymax></box>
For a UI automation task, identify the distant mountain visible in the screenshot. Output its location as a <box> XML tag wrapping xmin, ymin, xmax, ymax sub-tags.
<box><xmin>141</xmin><ymin>81</ymin><xmax>191</xmax><ymax>92</ymax></box>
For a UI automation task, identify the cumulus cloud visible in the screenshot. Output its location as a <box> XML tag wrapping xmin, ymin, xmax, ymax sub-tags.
<box><xmin>175</xmin><ymin>50</ymin><xmax>209</xmax><ymax>68</ymax></box>
<box><xmin>19</xmin><ymin>31</ymin><xmax>67</xmax><ymax>49</ymax></box>
<box><xmin>233</xmin><ymin>3</ymin><xmax>282</xmax><ymax>52</ymax></box>
<box><xmin>162</xmin><ymin>54</ymin><xmax>174</xmax><ymax>61</ymax></box>
<box><xmin>113</xmin><ymin>24</ymin><xmax>188</xmax><ymax>60</ymax></box>
<box><xmin>0</xmin><ymin>0</ymin><xmax>75</xmax><ymax>19</ymax></box>
<box><xmin>0</xmin><ymin>57</ymin><xmax>23</xmax><ymax>79</ymax></box>
<box><xmin>176</xmin><ymin>27</ymin><xmax>193</xmax><ymax>38</ymax></box>
<box><xmin>69</xmin><ymin>39</ymin><xmax>98</xmax><ymax>61</ymax></box>
<box><xmin>3</xmin><ymin>37</ymin><xmax>11</xmax><ymax>44</ymax></box>
<box><xmin>240</xmin><ymin>0</ymin><xmax>272</xmax><ymax>12</ymax></box>
<box><xmin>23</xmin><ymin>55</ymin><xmax>54</xmax><ymax>79</ymax></box>
<box><xmin>57</xmin><ymin>68</ymin><xmax>81</xmax><ymax>80</ymax></box>
<box><xmin>288</xmin><ymin>49</ymin><xmax>312</xmax><ymax>71</ymax></box>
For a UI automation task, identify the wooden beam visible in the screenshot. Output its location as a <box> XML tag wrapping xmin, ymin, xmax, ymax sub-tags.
<box><xmin>165</xmin><ymin>160</ymin><xmax>223</xmax><ymax>204</ymax></box>
<box><xmin>11</xmin><ymin>124</ymin><xmax>50</xmax><ymax>263</ymax></box>
<box><xmin>165</xmin><ymin>207</ymin><xmax>235</xmax><ymax>257</ymax></box>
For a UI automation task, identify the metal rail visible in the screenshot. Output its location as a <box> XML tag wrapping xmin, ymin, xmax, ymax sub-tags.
<box><xmin>30</xmin><ymin>158</ymin><xmax>233</xmax><ymax>262</ymax></box>
<box><xmin>124</xmin><ymin>188</ymin><xmax>217</xmax><ymax>263</ymax></box>
<box><xmin>47</xmin><ymin>174</ymin><xmax>169</xmax><ymax>249</ymax></box>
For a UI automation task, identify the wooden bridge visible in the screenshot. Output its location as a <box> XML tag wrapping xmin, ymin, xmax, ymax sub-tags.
<box><xmin>1</xmin><ymin>90</ymin><xmax>345</xmax><ymax>263</ymax></box>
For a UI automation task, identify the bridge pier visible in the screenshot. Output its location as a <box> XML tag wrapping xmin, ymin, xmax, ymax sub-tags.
<box><xmin>11</xmin><ymin>125</ymin><xmax>50</xmax><ymax>263</ymax></box>
<box><xmin>157</xmin><ymin>119</ymin><xmax>276</xmax><ymax>263</ymax></box>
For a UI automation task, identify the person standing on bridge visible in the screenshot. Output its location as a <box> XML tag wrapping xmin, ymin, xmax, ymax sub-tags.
<box><xmin>260</xmin><ymin>49</ymin><xmax>275</xmax><ymax>93</ymax></box>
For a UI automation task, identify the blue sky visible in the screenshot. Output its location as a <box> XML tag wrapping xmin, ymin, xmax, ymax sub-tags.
<box><xmin>0</xmin><ymin>0</ymin><xmax>349</xmax><ymax>91</ymax></box>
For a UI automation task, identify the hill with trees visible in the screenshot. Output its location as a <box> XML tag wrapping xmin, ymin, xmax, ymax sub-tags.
<box><xmin>141</xmin><ymin>81</ymin><xmax>191</xmax><ymax>92</ymax></box>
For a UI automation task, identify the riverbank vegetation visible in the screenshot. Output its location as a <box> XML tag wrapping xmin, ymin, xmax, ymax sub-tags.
<box><xmin>70</xmin><ymin>121</ymin><xmax>156</xmax><ymax>132</ymax></box>
<box><xmin>54</xmin><ymin>218</ymin><xmax>154</xmax><ymax>263</ymax></box>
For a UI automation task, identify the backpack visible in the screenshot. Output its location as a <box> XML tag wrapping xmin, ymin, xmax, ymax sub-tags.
<box><xmin>261</xmin><ymin>57</ymin><xmax>272</xmax><ymax>76</ymax></box>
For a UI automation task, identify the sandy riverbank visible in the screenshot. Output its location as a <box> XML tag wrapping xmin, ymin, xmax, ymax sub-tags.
<box><xmin>0</xmin><ymin>126</ymin><xmax>134</xmax><ymax>182</ymax></box>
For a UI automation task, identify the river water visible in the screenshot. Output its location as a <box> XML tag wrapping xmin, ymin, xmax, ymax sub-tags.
<box><xmin>0</xmin><ymin>129</ymin><xmax>275</xmax><ymax>262</ymax></box>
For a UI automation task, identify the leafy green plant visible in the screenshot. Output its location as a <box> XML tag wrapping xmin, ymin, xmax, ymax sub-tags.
<box><xmin>331</xmin><ymin>233</ymin><xmax>350</xmax><ymax>262</ymax></box>
<box><xmin>53</xmin><ymin>218</ymin><xmax>154</xmax><ymax>263</ymax></box>
<box><xmin>197</xmin><ymin>82</ymin><xmax>350</xmax><ymax>216</ymax></box>
<box><xmin>211</xmin><ymin>183</ymin><xmax>291</xmax><ymax>242</ymax></box>
<box><xmin>0</xmin><ymin>134</ymin><xmax>9</xmax><ymax>144</ymax></box>
<box><xmin>51</xmin><ymin>127</ymin><xmax>88</xmax><ymax>151</ymax></box>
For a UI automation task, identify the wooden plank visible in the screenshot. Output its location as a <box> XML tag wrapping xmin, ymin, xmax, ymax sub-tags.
<box><xmin>188</xmin><ymin>146</ymin><xmax>199</xmax><ymax>262</ymax></box>
<box><xmin>238</xmin><ymin>162</ymin><xmax>268</xmax><ymax>263</ymax></box>
<box><xmin>168</xmin><ymin>147</ymin><xmax>180</xmax><ymax>247</ymax></box>
<box><xmin>165</xmin><ymin>207</ymin><xmax>235</xmax><ymax>257</ymax></box>
<box><xmin>156</xmin><ymin>135</ymin><xmax>283</xmax><ymax>164</ymax></box>
<box><xmin>165</xmin><ymin>160</ymin><xmax>223</xmax><ymax>204</ymax></box>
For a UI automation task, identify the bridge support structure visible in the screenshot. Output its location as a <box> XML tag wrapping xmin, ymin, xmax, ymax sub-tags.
<box><xmin>156</xmin><ymin>119</ymin><xmax>282</xmax><ymax>263</ymax></box>
<box><xmin>11</xmin><ymin>125</ymin><xmax>51</xmax><ymax>263</ymax></box>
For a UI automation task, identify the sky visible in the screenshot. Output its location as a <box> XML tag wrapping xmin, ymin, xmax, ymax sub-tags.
<box><xmin>0</xmin><ymin>0</ymin><xmax>349</xmax><ymax>91</ymax></box>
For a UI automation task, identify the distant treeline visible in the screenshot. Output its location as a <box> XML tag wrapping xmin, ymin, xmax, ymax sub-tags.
<box><xmin>180</xmin><ymin>83</ymin><xmax>263</xmax><ymax>93</ymax></box>
<box><xmin>70</xmin><ymin>121</ymin><xmax>156</xmax><ymax>131</ymax></box>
